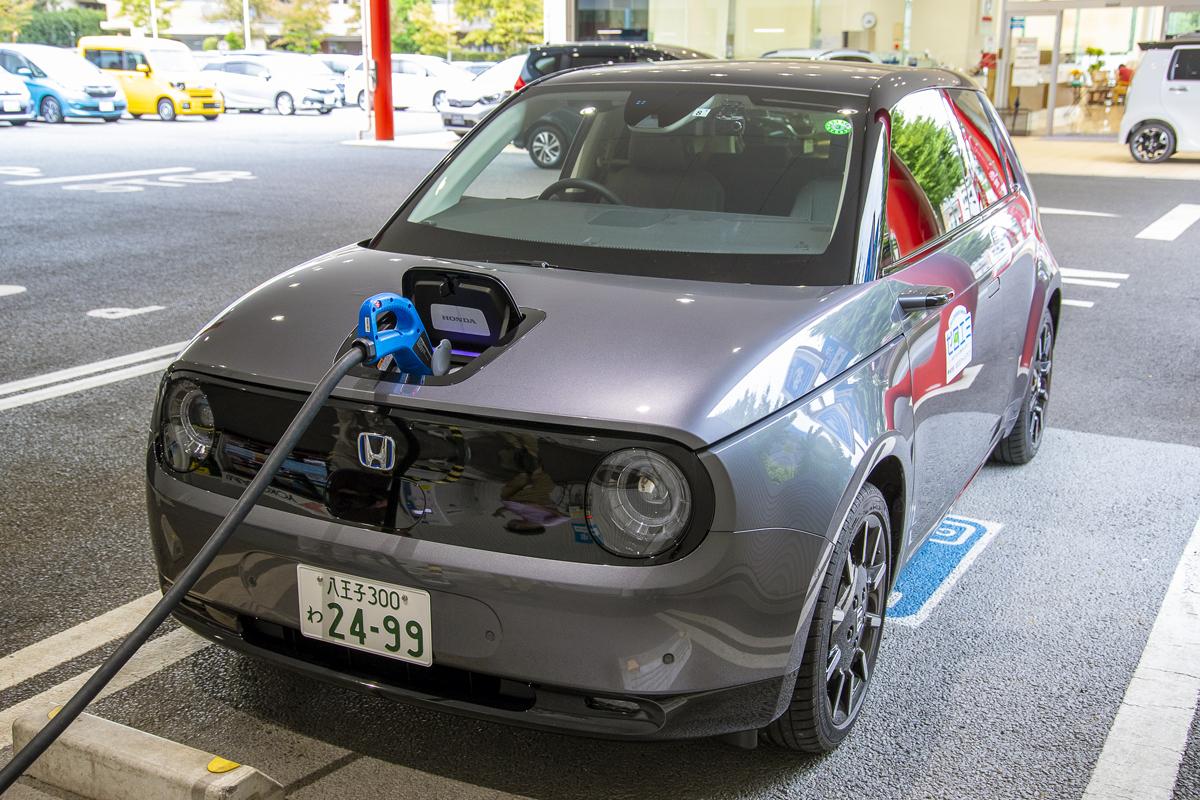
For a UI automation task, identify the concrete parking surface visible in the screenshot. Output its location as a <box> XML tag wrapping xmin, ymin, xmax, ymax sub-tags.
<box><xmin>1</xmin><ymin>109</ymin><xmax>1198</xmax><ymax>799</ymax></box>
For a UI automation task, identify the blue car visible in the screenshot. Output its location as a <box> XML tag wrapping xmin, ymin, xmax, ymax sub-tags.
<box><xmin>0</xmin><ymin>44</ymin><xmax>126</xmax><ymax>123</ymax></box>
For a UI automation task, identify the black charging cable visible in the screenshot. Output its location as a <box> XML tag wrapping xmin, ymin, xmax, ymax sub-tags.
<box><xmin>0</xmin><ymin>346</ymin><xmax>368</xmax><ymax>795</ymax></box>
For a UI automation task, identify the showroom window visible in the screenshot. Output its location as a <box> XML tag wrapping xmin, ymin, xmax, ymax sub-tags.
<box><xmin>947</xmin><ymin>90</ymin><xmax>1010</xmax><ymax>209</ymax></box>
<box><xmin>1169</xmin><ymin>48</ymin><xmax>1200</xmax><ymax>81</ymax></box>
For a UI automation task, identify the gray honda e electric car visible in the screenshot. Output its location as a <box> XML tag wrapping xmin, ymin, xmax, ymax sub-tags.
<box><xmin>148</xmin><ymin>60</ymin><xmax>1060</xmax><ymax>752</ymax></box>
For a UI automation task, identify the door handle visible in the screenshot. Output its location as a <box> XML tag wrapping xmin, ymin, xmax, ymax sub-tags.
<box><xmin>897</xmin><ymin>286</ymin><xmax>955</xmax><ymax>312</ymax></box>
<box><xmin>1168</xmin><ymin>86</ymin><xmax>1189</xmax><ymax>92</ymax></box>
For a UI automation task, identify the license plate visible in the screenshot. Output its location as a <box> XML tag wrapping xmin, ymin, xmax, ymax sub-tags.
<box><xmin>98</xmin><ymin>100</ymin><xmax>114</xmax><ymax>112</ymax></box>
<box><xmin>450</xmin><ymin>114</ymin><xmax>464</xmax><ymax>126</ymax></box>
<box><xmin>297</xmin><ymin>565</ymin><xmax>432</xmax><ymax>666</ymax></box>
<box><xmin>2</xmin><ymin>100</ymin><xmax>19</xmax><ymax>113</ymax></box>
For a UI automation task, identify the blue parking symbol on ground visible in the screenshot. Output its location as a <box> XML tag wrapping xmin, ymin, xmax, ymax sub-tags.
<box><xmin>887</xmin><ymin>515</ymin><xmax>1002</xmax><ymax>626</ymax></box>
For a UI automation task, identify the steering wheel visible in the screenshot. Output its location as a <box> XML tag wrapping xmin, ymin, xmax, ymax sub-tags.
<box><xmin>538</xmin><ymin>178</ymin><xmax>623</xmax><ymax>205</ymax></box>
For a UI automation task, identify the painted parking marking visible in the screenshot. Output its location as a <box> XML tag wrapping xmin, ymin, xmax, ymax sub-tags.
<box><xmin>1135</xmin><ymin>203</ymin><xmax>1200</xmax><ymax>241</ymax></box>
<box><xmin>0</xmin><ymin>341</ymin><xmax>186</xmax><ymax>411</ymax></box>
<box><xmin>0</xmin><ymin>285</ymin><xmax>26</xmax><ymax>298</ymax></box>
<box><xmin>1058</xmin><ymin>268</ymin><xmax>1128</xmax><ymax>310</ymax></box>
<box><xmin>0</xmin><ymin>166</ymin><xmax>42</xmax><ymax>178</ymax></box>
<box><xmin>1084</xmin><ymin>516</ymin><xmax>1200</xmax><ymax>800</ymax></box>
<box><xmin>887</xmin><ymin>515</ymin><xmax>1003</xmax><ymax>627</ymax></box>
<box><xmin>1062</xmin><ymin>277</ymin><xmax>1121</xmax><ymax>288</ymax></box>
<box><xmin>1059</xmin><ymin>268</ymin><xmax>1129</xmax><ymax>281</ymax></box>
<box><xmin>63</xmin><ymin>170</ymin><xmax>256</xmax><ymax>194</ymax></box>
<box><xmin>5</xmin><ymin>167</ymin><xmax>193</xmax><ymax>186</ymax></box>
<box><xmin>1041</xmin><ymin>207</ymin><xmax>1118</xmax><ymax>218</ymax></box>
<box><xmin>87</xmin><ymin>305</ymin><xmax>166</xmax><ymax>320</ymax></box>
<box><xmin>1061</xmin><ymin>299</ymin><xmax>1095</xmax><ymax>308</ymax></box>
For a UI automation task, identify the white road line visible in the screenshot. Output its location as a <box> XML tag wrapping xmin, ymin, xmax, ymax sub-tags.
<box><xmin>1062</xmin><ymin>277</ymin><xmax>1122</xmax><ymax>289</ymax></box>
<box><xmin>0</xmin><ymin>341</ymin><xmax>186</xmax><ymax>399</ymax></box>
<box><xmin>1084</xmin><ymin>516</ymin><xmax>1200</xmax><ymax>800</ymax></box>
<box><xmin>0</xmin><ymin>593</ymin><xmax>159</xmax><ymax>694</ymax></box>
<box><xmin>1041</xmin><ymin>207</ymin><xmax>1118</xmax><ymax>218</ymax></box>
<box><xmin>1060</xmin><ymin>268</ymin><xmax>1130</xmax><ymax>280</ymax></box>
<box><xmin>0</xmin><ymin>357</ymin><xmax>175</xmax><ymax>412</ymax></box>
<box><xmin>1062</xmin><ymin>299</ymin><xmax>1096</xmax><ymax>308</ymax></box>
<box><xmin>1135</xmin><ymin>203</ymin><xmax>1200</xmax><ymax>242</ymax></box>
<box><xmin>0</xmin><ymin>628</ymin><xmax>210</xmax><ymax>749</ymax></box>
<box><xmin>5</xmin><ymin>167</ymin><xmax>195</xmax><ymax>187</ymax></box>
<box><xmin>0</xmin><ymin>285</ymin><xmax>26</xmax><ymax>298</ymax></box>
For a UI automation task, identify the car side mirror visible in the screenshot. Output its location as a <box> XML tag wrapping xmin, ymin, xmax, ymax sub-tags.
<box><xmin>263</xmin><ymin>72</ymin><xmax>271</xmax><ymax>81</ymax></box>
<box><xmin>15</xmin><ymin>66</ymin><xmax>32</xmax><ymax>77</ymax></box>
<box><xmin>136</xmin><ymin>63</ymin><xmax>150</xmax><ymax>74</ymax></box>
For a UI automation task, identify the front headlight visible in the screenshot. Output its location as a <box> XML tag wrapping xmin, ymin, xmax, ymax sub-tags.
<box><xmin>159</xmin><ymin>379</ymin><xmax>215</xmax><ymax>473</ymax></box>
<box><xmin>586</xmin><ymin>448</ymin><xmax>692</xmax><ymax>557</ymax></box>
<box><xmin>480</xmin><ymin>92</ymin><xmax>503</xmax><ymax>104</ymax></box>
<box><xmin>169</xmin><ymin>81</ymin><xmax>186</xmax><ymax>91</ymax></box>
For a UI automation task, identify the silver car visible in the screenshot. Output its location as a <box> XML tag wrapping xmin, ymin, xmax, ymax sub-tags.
<box><xmin>149</xmin><ymin>60</ymin><xmax>1060</xmax><ymax>753</ymax></box>
<box><xmin>201</xmin><ymin>53</ymin><xmax>339</xmax><ymax>115</ymax></box>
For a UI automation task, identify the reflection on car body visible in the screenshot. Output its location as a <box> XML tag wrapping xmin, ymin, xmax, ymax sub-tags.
<box><xmin>148</xmin><ymin>60</ymin><xmax>1061</xmax><ymax>754</ymax></box>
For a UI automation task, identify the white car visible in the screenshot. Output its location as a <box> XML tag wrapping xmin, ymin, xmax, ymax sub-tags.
<box><xmin>0</xmin><ymin>58</ymin><xmax>35</xmax><ymax>125</ymax></box>
<box><xmin>345</xmin><ymin>54</ymin><xmax>473</xmax><ymax>111</ymax></box>
<box><xmin>1120</xmin><ymin>34</ymin><xmax>1200</xmax><ymax>163</ymax></box>
<box><xmin>440</xmin><ymin>53</ymin><xmax>525</xmax><ymax>135</ymax></box>
<box><xmin>315</xmin><ymin>54</ymin><xmax>358</xmax><ymax>104</ymax></box>
<box><xmin>202</xmin><ymin>53</ymin><xmax>340</xmax><ymax>115</ymax></box>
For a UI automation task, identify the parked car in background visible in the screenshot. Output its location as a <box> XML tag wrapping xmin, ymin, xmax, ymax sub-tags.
<box><xmin>79</xmin><ymin>36</ymin><xmax>222</xmax><ymax>121</ymax></box>
<box><xmin>315</xmin><ymin>53</ymin><xmax>359</xmax><ymax>105</ymax></box>
<box><xmin>0</xmin><ymin>67</ymin><xmax>33</xmax><ymax>126</ymax></box>
<box><xmin>440</xmin><ymin>53</ymin><xmax>525</xmax><ymax>136</ymax></box>
<box><xmin>761</xmin><ymin>48</ymin><xmax>883</xmax><ymax>63</ymax></box>
<box><xmin>513</xmin><ymin>42</ymin><xmax>714</xmax><ymax>168</ymax></box>
<box><xmin>345</xmin><ymin>54</ymin><xmax>473</xmax><ymax>110</ymax></box>
<box><xmin>1119</xmin><ymin>34</ymin><xmax>1200</xmax><ymax>162</ymax></box>
<box><xmin>453</xmin><ymin>60</ymin><xmax>497</xmax><ymax>76</ymax></box>
<box><xmin>202</xmin><ymin>53</ymin><xmax>339</xmax><ymax>115</ymax></box>
<box><xmin>0</xmin><ymin>44</ymin><xmax>126</xmax><ymax>123</ymax></box>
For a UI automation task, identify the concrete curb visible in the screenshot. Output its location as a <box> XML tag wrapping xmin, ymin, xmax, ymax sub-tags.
<box><xmin>12</xmin><ymin>709</ymin><xmax>283</xmax><ymax>800</ymax></box>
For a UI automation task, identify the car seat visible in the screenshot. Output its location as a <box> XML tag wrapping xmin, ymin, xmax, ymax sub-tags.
<box><xmin>606</xmin><ymin>129</ymin><xmax>725</xmax><ymax>212</ymax></box>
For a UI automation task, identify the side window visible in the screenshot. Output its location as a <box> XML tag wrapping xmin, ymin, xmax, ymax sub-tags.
<box><xmin>203</xmin><ymin>61</ymin><xmax>224</xmax><ymax>72</ymax></box>
<box><xmin>88</xmin><ymin>49</ymin><xmax>124</xmax><ymax>70</ymax></box>
<box><xmin>531</xmin><ymin>54</ymin><xmax>559</xmax><ymax>76</ymax></box>
<box><xmin>245</xmin><ymin>62</ymin><xmax>269</xmax><ymax>79</ymax></box>
<box><xmin>124</xmin><ymin>51</ymin><xmax>147</xmax><ymax>71</ymax></box>
<box><xmin>886</xmin><ymin>89</ymin><xmax>974</xmax><ymax>258</ymax></box>
<box><xmin>947</xmin><ymin>90</ymin><xmax>1010</xmax><ymax>209</ymax></box>
<box><xmin>0</xmin><ymin>51</ymin><xmax>17</xmax><ymax>73</ymax></box>
<box><xmin>1169</xmin><ymin>48</ymin><xmax>1200</xmax><ymax>81</ymax></box>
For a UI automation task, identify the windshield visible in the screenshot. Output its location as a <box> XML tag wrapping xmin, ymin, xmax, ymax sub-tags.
<box><xmin>26</xmin><ymin>47</ymin><xmax>105</xmax><ymax>82</ymax></box>
<box><xmin>146</xmin><ymin>48</ymin><xmax>196</xmax><ymax>72</ymax></box>
<box><xmin>374</xmin><ymin>82</ymin><xmax>862</xmax><ymax>285</ymax></box>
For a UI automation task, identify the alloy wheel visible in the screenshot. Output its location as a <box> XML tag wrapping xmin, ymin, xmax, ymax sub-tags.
<box><xmin>1027</xmin><ymin>319</ymin><xmax>1054</xmax><ymax>449</ymax></box>
<box><xmin>157</xmin><ymin>99</ymin><xmax>176</xmax><ymax>121</ymax></box>
<box><xmin>432</xmin><ymin>90</ymin><xmax>445</xmax><ymax>108</ymax></box>
<box><xmin>276</xmin><ymin>93</ymin><xmax>295</xmax><ymax>116</ymax></box>
<box><xmin>40</xmin><ymin>96</ymin><xmax>63</xmax><ymax>124</ymax></box>
<box><xmin>530</xmin><ymin>128</ymin><xmax>562</xmax><ymax>167</ymax></box>
<box><xmin>1132</xmin><ymin>126</ymin><xmax>1170</xmax><ymax>163</ymax></box>
<box><xmin>825</xmin><ymin>512</ymin><xmax>888</xmax><ymax>729</ymax></box>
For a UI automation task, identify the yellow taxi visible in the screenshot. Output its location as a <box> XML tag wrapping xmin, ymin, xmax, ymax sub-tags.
<box><xmin>78</xmin><ymin>36</ymin><xmax>222</xmax><ymax>120</ymax></box>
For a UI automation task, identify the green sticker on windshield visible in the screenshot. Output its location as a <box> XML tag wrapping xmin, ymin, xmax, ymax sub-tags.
<box><xmin>825</xmin><ymin>118</ymin><xmax>852</xmax><ymax>136</ymax></box>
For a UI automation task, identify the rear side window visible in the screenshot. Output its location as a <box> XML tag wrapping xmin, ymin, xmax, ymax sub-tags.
<box><xmin>947</xmin><ymin>90</ymin><xmax>1010</xmax><ymax>208</ymax></box>
<box><xmin>529</xmin><ymin>54</ymin><xmax>559</xmax><ymax>76</ymax></box>
<box><xmin>885</xmin><ymin>89</ymin><xmax>974</xmax><ymax>258</ymax></box>
<box><xmin>1169</xmin><ymin>48</ymin><xmax>1200</xmax><ymax>80</ymax></box>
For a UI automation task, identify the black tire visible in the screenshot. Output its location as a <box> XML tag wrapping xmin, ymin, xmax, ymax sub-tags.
<box><xmin>275</xmin><ymin>92</ymin><xmax>295</xmax><ymax>116</ymax></box>
<box><xmin>129</xmin><ymin>113</ymin><xmax>142</xmax><ymax>119</ymax></box>
<box><xmin>432</xmin><ymin>90</ymin><xmax>445</xmax><ymax>108</ymax></box>
<box><xmin>1129</xmin><ymin>122</ymin><xmax>1175</xmax><ymax>163</ymax></box>
<box><xmin>993</xmin><ymin>307</ymin><xmax>1054</xmax><ymax>465</ymax></box>
<box><xmin>11</xmin><ymin>120</ymin><xmax>28</xmax><ymax>126</ymax></box>
<box><xmin>357</xmin><ymin>90</ymin><xmax>367</xmax><ymax>110</ymax></box>
<box><xmin>527</xmin><ymin>124</ymin><xmax>565</xmax><ymax>169</ymax></box>
<box><xmin>102</xmin><ymin>116</ymin><xmax>120</xmax><ymax>123</ymax></box>
<box><xmin>763</xmin><ymin>483</ymin><xmax>891</xmax><ymax>753</ymax></box>
<box><xmin>40</xmin><ymin>96</ymin><xmax>63</xmax><ymax>124</ymax></box>
<box><xmin>318</xmin><ymin>107</ymin><xmax>332</xmax><ymax>115</ymax></box>
<box><xmin>243</xmin><ymin>108</ymin><xmax>264</xmax><ymax>114</ymax></box>
<box><xmin>157</xmin><ymin>98</ymin><xmax>176</xmax><ymax>121</ymax></box>
<box><xmin>202</xmin><ymin>114</ymin><xmax>219</xmax><ymax>121</ymax></box>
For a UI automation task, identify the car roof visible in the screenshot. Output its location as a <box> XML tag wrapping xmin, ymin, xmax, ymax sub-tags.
<box><xmin>531</xmin><ymin>41</ymin><xmax>713</xmax><ymax>59</ymax></box>
<box><xmin>78</xmin><ymin>35</ymin><xmax>189</xmax><ymax>50</ymax></box>
<box><xmin>539</xmin><ymin>58</ymin><xmax>974</xmax><ymax>106</ymax></box>
<box><xmin>1139</xmin><ymin>32</ymin><xmax>1200</xmax><ymax>49</ymax></box>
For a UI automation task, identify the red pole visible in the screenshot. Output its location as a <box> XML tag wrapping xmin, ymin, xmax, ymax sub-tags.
<box><xmin>369</xmin><ymin>0</ymin><xmax>393</xmax><ymax>141</ymax></box>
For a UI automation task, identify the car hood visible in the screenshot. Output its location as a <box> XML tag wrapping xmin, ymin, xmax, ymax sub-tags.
<box><xmin>177</xmin><ymin>246</ymin><xmax>903</xmax><ymax>448</ymax></box>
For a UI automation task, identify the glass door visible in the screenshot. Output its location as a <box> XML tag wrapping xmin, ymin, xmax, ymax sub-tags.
<box><xmin>1164</xmin><ymin>6</ymin><xmax>1200</xmax><ymax>36</ymax></box>
<box><xmin>997</xmin><ymin>11</ymin><xmax>1061</xmax><ymax>136</ymax></box>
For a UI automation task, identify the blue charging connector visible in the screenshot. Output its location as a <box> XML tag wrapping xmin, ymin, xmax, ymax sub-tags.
<box><xmin>355</xmin><ymin>292</ymin><xmax>450</xmax><ymax>377</ymax></box>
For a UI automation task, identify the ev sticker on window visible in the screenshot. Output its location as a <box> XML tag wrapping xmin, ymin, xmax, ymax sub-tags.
<box><xmin>945</xmin><ymin>305</ymin><xmax>973</xmax><ymax>382</ymax></box>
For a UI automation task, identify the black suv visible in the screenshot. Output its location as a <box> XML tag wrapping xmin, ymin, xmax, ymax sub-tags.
<box><xmin>515</xmin><ymin>42</ymin><xmax>714</xmax><ymax>168</ymax></box>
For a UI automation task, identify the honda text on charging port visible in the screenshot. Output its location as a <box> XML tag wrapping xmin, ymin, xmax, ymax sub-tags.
<box><xmin>147</xmin><ymin>60</ymin><xmax>1061</xmax><ymax>753</ymax></box>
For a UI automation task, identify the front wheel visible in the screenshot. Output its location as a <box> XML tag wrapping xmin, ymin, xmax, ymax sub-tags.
<box><xmin>11</xmin><ymin>120</ymin><xmax>28</xmax><ymax>126</ymax></box>
<box><xmin>763</xmin><ymin>483</ymin><xmax>890</xmax><ymax>753</ymax></box>
<box><xmin>103</xmin><ymin>116</ymin><xmax>120</xmax><ymax>123</ymax></box>
<box><xmin>318</xmin><ymin>107</ymin><xmax>332</xmax><ymax>115</ymax></box>
<box><xmin>275</xmin><ymin>92</ymin><xmax>295</xmax><ymax>116</ymax></box>
<box><xmin>993</xmin><ymin>307</ymin><xmax>1054</xmax><ymax>465</ymax></box>
<box><xmin>357</xmin><ymin>90</ymin><xmax>367</xmax><ymax>110</ymax></box>
<box><xmin>202</xmin><ymin>114</ymin><xmax>219</xmax><ymax>121</ymax></box>
<box><xmin>1129</xmin><ymin>122</ymin><xmax>1175</xmax><ymax>163</ymax></box>
<box><xmin>40</xmin><ymin>96</ymin><xmax>64</xmax><ymax>124</ymax></box>
<box><xmin>527</xmin><ymin>124</ymin><xmax>565</xmax><ymax>169</ymax></box>
<box><xmin>157</xmin><ymin>98</ymin><xmax>177</xmax><ymax>121</ymax></box>
<box><xmin>432</xmin><ymin>90</ymin><xmax>445</xmax><ymax>108</ymax></box>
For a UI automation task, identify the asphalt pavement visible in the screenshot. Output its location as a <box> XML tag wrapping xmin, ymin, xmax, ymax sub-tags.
<box><xmin>1</xmin><ymin>109</ymin><xmax>1198</xmax><ymax>799</ymax></box>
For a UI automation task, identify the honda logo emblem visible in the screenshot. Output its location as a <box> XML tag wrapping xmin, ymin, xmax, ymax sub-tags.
<box><xmin>357</xmin><ymin>432</ymin><xmax>396</xmax><ymax>471</ymax></box>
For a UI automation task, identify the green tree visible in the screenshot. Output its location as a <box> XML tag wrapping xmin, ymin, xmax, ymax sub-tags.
<box><xmin>389</xmin><ymin>0</ymin><xmax>420</xmax><ymax>53</ymax></box>
<box><xmin>206</xmin><ymin>0</ymin><xmax>274</xmax><ymax>45</ymax></box>
<box><xmin>18</xmin><ymin>7</ymin><xmax>102</xmax><ymax>45</ymax></box>
<box><xmin>223</xmin><ymin>29</ymin><xmax>243</xmax><ymax>49</ymax></box>
<box><xmin>273</xmin><ymin>0</ymin><xmax>327</xmax><ymax>52</ymax></box>
<box><xmin>409</xmin><ymin>0</ymin><xmax>453</xmax><ymax>56</ymax></box>
<box><xmin>0</xmin><ymin>0</ymin><xmax>35</xmax><ymax>40</ymax></box>
<box><xmin>456</xmin><ymin>0</ymin><xmax>541</xmax><ymax>54</ymax></box>
<box><xmin>890</xmin><ymin>111</ymin><xmax>965</xmax><ymax>212</ymax></box>
<box><xmin>118</xmin><ymin>0</ymin><xmax>176</xmax><ymax>34</ymax></box>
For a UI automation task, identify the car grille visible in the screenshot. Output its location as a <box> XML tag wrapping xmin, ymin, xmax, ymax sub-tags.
<box><xmin>202</xmin><ymin>102</ymin><xmax>220</xmax><ymax>109</ymax></box>
<box><xmin>85</xmin><ymin>86</ymin><xmax>116</xmax><ymax>98</ymax></box>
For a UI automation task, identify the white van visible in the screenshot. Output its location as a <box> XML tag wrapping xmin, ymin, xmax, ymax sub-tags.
<box><xmin>1119</xmin><ymin>33</ymin><xmax>1200</xmax><ymax>162</ymax></box>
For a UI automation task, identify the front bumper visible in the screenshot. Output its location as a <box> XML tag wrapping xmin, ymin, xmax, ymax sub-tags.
<box><xmin>148</xmin><ymin>458</ymin><xmax>828</xmax><ymax>739</ymax></box>
<box><xmin>0</xmin><ymin>98</ymin><xmax>33</xmax><ymax>122</ymax></box>
<box><xmin>298</xmin><ymin>92</ymin><xmax>338</xmax><ymax>111</ymax></box>
<box><xmin>441</xmin><ymin>104</ymin><xmax>495</xmax><ymax>133</ymax></box>
<box><xmin>64</xmin><ymin>98</ymin><xmax>127</xmax><ymax>118</ymax></box>
<box><xmin>175</xmin><ymin>94</ymin><xmax>224</xmax><ymax>116</ymax></box>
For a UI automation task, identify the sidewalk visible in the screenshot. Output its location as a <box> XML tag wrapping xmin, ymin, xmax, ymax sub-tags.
<box><xmin>1012</xmin><ymin>136</ymin><xmax>1200</xmax><ymax>180</ymax></box>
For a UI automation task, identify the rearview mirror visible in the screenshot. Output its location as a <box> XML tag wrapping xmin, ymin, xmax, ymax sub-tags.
<box><xmin>15</xmin><ymin>66</ymin><xmax>32</xmax><ymax>77</ymax></box>
<box><xmin>136</xmin><ymin>63</ymin><xmax>150</xmax><ymax>74</ymax></box>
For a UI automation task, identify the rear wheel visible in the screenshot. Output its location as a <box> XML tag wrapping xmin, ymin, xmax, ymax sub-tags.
<box><xmin>157</xmin><ymin>98</ymin><xmax>176</xmax><ymax>121</ymax></box>
<box><xmin>527</xmin><ymin>124</ymin><xmax>565</xmax><ymax>169</ymax></box>
<box><xmin>318</xmin><ymin>107</ymin><xmax>332</xmax><ymax>115</ymax></box>
<box><xmin>129</xmin><ymin>113</ymin><xmax>142</xmax><ymax>119</ymax></box>
<box><xmin>40</xmin><ymin>96</ymin><xmax>63</xmax><ymax>124</ymax></box>
<box><xmin>1129</xmin><ymin>122</ymin><xmax>1175</xmax><ymax>163</ymax></box>
<box><xmin>357</xmin><ymin>90</ymin><xmax>367</xmax><ymax>110</ymax></box>
<box><xmin>103</xmin><ymin>116</ymin><xmax>120</xmax><ymax>123</ymax></box>
<box><xmin>993</xmin><ymin>307</ymin><xmax>1054</xmax><ymax>465</ymax></box>
<box><xmin>275</xmin><ymin>92</ymin><xmax>295</xmax><ymax>116</ymax></box>
<box><xmin>763</xmin><ymin>483</ymin><xmax>890</xmax><ymax>753</ymax></box>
